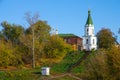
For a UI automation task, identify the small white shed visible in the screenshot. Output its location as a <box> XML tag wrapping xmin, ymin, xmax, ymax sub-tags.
<box><xmin>41</xmin><ymin>67</ymin><xmax>50</xmax><ymax>75</ymax></box>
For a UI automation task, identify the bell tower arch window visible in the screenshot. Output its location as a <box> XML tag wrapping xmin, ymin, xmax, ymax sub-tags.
<box><xmin>86</xmin><ymin>39</ymin><xmax>88</xmax><ymax>44</ymax></box>
<box><xmin>87</xmin><ymin>28</ymin><xmax>89</xmax><ymax>35</ymax></box>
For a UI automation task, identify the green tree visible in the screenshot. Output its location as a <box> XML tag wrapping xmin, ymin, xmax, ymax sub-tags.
<box><xmin>106</xmin><ymin>46</ymin><xmax>120</xmax><ymax>80</ymax></box>
<box><xmin>25</xmin><ymin>20</ymin><xmax>51</xmax><ymax>42</ymax></box>
<box><xmin>42</xmin><ymin>35</ymin><xmax>72</xmax><ymax>66</ymax></box>
<box><xmin>20</xmin><ymin>17</ymin><xmax>51</xmax><ymax>67</ymax></box>
<box><xmin>0</xmin><ymin>31</ymin><xmax>3</xmax><ymax>38</ymax></box>
<box><xmin>83</xmin><ymin>47</ymin><xmax>120</xmax><ymax>80</ymax></box>
<box><xmin>83</xmin><ymin>50</ymin><xmax>109</xmax><ymax>80</ymax></box>
<box><xmin>1</xmin><ymin>21</ymin><xmax>24</xmax><ymax>44</ymax></box>
<box><xmin>0</xmin><ymin>21</ymin><xmax>25</xmax><ymax>68</ymax></box>
<box><xmin>0</xmin><ymin>39</ymin><xmax>23</xmax><ymax>67</ymax></box>
<box><xmin>24</xmin><ymin>12</ymin><xmax>40</xmax><ymax>68</ymax></box>
<box><xmin>97</xmin><ymin>28</ymin><xmax>115</xmax><ymax>49</ymax></box>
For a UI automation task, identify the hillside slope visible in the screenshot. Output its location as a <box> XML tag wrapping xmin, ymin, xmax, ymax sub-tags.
<box><xmin>67</xmin><ymin>51</ymin><xmax>90</xmax><ymax>72</ymax></box>
<box><xmin>51</xmin><ymin>51</ymin><xmax>85</xmax><ymax>73</ymax></box>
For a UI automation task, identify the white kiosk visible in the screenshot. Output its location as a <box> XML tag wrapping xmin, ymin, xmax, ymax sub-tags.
<box><xmin>41</xmin><ymin>67</ymin><xmax>50</xmax><ymax>75</ymax></box>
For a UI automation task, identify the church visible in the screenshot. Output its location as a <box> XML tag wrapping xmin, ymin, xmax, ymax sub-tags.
<box><xmin>83</xmin><ymin>10</ymin><xmax>97</xmax><ymax>51</ymax></box>
<box><xmin>53</xmin><ymin>10</ymin><xmax>97</xmax><ymax>51</ymax></box>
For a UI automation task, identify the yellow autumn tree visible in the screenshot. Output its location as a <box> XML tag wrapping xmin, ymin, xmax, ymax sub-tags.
<box><xmin>0</xmin><ymin>39</ymin><xmax>23</xmax><ymax>68</ymax></box>
<box><xmin>106</xmin><ymin>46</ymin><xmax>120</xmax><ymax>80</ymax></box>
<box><xmin>83</xmin><ymin>47</ymin><xmax>120</xmax><ymax>80</ymax></box>
<box><xmin>42</xmin><ymin>35</ymin><xmax>72</xmax><ymax>65</ymax></box>
<box><xmin>83</xmin><ymin>50</ymin><xmax>109</xmax><ymax>80</ymax></box>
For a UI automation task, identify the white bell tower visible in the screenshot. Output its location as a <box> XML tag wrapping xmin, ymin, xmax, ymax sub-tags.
<box><xmin>83</xmin><ymin>10</ymin><xmax>97</xmax><ymax>51</ymax></box>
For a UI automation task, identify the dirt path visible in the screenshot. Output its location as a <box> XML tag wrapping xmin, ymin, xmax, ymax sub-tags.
<box><xmin>41</xmin><ymin>73</ymin><xmax>82</xmax><ymax>80</ymax></box>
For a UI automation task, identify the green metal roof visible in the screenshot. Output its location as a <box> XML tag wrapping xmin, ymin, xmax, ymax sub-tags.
<box><xmin>58</xmin><ymin>34</ymin><xmax>76</xmax><ymax>37</ymax></box>
<box><xmin>86</xmin><ymin>10</ymin><xmax>93</xmax><ymax>25</ymax></box>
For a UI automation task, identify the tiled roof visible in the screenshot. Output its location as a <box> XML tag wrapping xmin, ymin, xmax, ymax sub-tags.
<box><xmin>58</xmin><ymin>34</ymin><xmax>76</xmax><ymax>37</ymax></box>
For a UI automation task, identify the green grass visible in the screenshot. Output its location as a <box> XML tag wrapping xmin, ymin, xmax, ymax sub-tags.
<box><xmin>0</xmin><ymin>68</ymin><xmax>42</xmax><ymax>80</ymax></box>
<box><xmin>51</xmin><ymin>51</ymin><xmax>85</xmax><ymax>73</ymax></box>
<box><xmin>0</xmin><ymin>51</ymin><xmax>88</xmax><ymax>80</ymax></box>
<box><xmin>71</xmin><ymin>61</ymin><xmax>85</xmax><ymax>73</ymax></box>
<box><xmin>71</xmin><ymin>50</ymin><xmax>96</xmax><ymax>73</ymax></box>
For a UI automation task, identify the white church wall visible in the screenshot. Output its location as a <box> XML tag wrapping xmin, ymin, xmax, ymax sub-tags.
<box><xmin>83</xmin><ymin>10</ymin><xmax>97</xmax><ymax>51</ymax></box>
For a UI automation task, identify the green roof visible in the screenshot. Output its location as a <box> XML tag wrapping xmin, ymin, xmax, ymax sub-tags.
<box><xmin>86</xmin><ymin>10</ymin><xmax>93</xmax><ymax>25</ymax></box>
<box><xmin>58</xmin><ymin>34</ymin><xmax>76</xmax><ymax>37</ymax></box>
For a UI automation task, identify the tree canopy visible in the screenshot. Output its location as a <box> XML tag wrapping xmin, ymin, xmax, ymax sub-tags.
<box><xmin>42</xmin><ymin>35</ymin><xmax>72</xmax><ymax>65</ymax></box>
<box><xmin>1</xmin><ymin>21</ymin><xmax>24</xmax><ymax>44</ymax></box>
<box><xmin>0</xmin><ymin>18</ymin><xmax>72</xmax><ymax>68</ymax></box>
<box><xmin>97</xmin><ymin>28</ymin><xmax>115</xmax><ymax>49</ymax></box>
<box><xmin>84</xmin><ymin>47</ymin><xmax>120</xmax><ymax>80</ymax></box>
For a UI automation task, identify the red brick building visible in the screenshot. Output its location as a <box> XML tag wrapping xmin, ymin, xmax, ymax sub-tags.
<box><xmin>59</xmin><ymin>34</ymin><xmax>83</xmax><ymax>51</ymax></box>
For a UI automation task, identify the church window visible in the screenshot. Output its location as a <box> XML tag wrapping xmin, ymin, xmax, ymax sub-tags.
<box><xmin>87</xmin><ymin>28</ymin><xmax>89</xmax><ymax>35</ymax></box>
<box><xmin>87</xmin><ymin>28</ymin><xmax>89</xmax><ymax>32</ymax></box>
<box><xmin>86</xmin><ymin>39</ymin><xmax>88</xmax><ymax>44</ymax></box>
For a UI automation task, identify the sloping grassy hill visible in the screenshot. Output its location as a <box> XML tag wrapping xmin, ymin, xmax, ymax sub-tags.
<box><xmin>0</xmin><ymin>68</ymin><xmax>42</xmax><ymax>80</ymax></box>
<box><xmin>51</xmin><ymin>51</ymin><xmax>85</xmax><ymax>73</ymax></box>
<box><xmin>0</xmin><ymin>51</ymin><xmax>89</xmax><ymax>80</ymax></box>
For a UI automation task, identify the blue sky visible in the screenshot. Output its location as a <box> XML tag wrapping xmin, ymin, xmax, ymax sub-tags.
<box><xmin>0</xmin><ymin>0</ymin><xmax>120</xmax><ymax>42</ymax></box>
